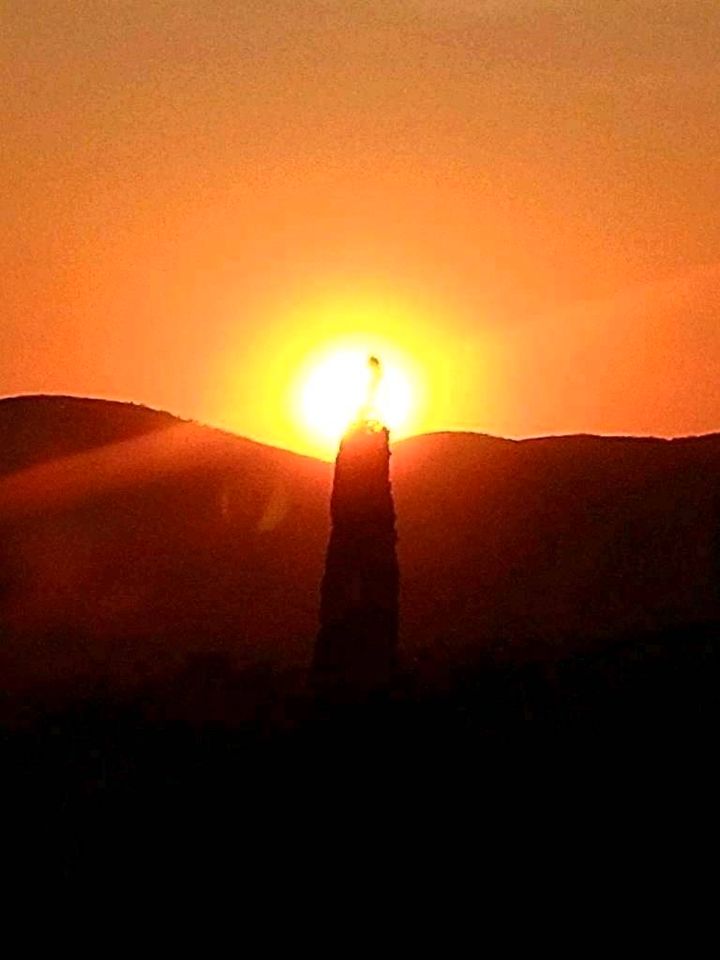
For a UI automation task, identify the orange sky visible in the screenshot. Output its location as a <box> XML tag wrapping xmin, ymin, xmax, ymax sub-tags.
<box><xmin>2</xmin><ymin>0</ymin><xmax>719</xmax><ymax>458</ymax></box>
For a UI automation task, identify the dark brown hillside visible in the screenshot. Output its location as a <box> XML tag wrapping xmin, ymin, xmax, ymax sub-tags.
<box><xmin>392</xmin><ymin>431</ymin><xmax>720</xmax><ymax>657</ymax></box>
<box><xmin>0</xmin><ymin>396</ymin><xmax>331</xmax><ymax>692</ymax></box>
<box><xmin>1</xmin><ymin>396</ymin><xmax>718</xmax><ymax>698</ymax></box>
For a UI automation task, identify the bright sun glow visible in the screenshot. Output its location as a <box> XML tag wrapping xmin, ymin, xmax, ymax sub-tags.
<box><xmin>217</xmin><ymin>288</ymin><xmax>477</xmax><ymax>459</ymax></box>
<box><xmin>298</xmin><ymin>346</ymin><xmax>414</xmax><ymax>446</ymax></box>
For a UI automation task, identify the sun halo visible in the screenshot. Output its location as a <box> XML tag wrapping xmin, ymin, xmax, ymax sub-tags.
<box><xmin>296</xmin><ymin>346</ymin><xmax>414</xmax><ymax>453</ymax></box>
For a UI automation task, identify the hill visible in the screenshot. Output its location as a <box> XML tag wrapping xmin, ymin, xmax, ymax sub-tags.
<box><xmin>0</xmin><ymin>395</ymin><xmax>718</xmax><ymax>699</ymax></box>
<box><xmin>392</xmin><ymin>430</ymin><xmax>720</xmax><ymax>658</ymax></box>
<box><xmin>0</xmin><ymin>395</ymin><xmax>330</xmax><ymax>694</ymax></box>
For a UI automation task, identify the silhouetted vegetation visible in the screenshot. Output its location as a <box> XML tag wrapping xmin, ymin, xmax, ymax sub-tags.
<box><xmin>3</xmin><ymin>620</ymin><xmax>715</xmax><ymax>884</ymax></box>
<box><xmin>314</xmin><ymin>422</ymin><xmax>399</xmax><ymax>691</ymax></box>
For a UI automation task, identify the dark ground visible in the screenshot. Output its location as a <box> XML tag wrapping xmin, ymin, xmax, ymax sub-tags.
<box><xmin>3</xmin><ymin>619</ymin><xmax>715</xmax><ymax>886</ymax></box>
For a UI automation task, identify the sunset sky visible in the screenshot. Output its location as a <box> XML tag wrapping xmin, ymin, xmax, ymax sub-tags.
<box><xmin>2</xmin><ymin>0</ymin><xmax>719</xmax><ymax>458</ymax></box>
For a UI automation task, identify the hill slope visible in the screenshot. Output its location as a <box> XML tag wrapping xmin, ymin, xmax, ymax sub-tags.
<box><xmin>0</xmin><ymin>396</ymin><xmax>330</xmax><ymax>690</ymax></box>
<box><xmin>392</xmin><ymin>431</ymin><xmax>720</xmax><ymax>656</ymax></box>
<box><xmin>1</xmin><ymin>395</ymin><xmax>718</xmax><ymax>694</ymax></box>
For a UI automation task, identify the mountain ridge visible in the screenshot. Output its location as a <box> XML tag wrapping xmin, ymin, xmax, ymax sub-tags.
<box><xmin>1</xmin><ymin>394</ymin><xmax>718</xmax><ymax>698</ymax></box>
<box><xmin>3</xmin><ymin>392</ymin><xmax>719</xmax><ymax>459</ymax></box>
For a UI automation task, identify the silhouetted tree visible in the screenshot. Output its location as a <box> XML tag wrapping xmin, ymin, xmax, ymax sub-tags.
<box><xmin>312</xmin><ymin>422</ymin><xmax>399</xmax><ymax>693</ymax></box>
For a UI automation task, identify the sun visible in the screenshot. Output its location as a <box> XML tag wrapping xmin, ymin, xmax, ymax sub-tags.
<box><xmin>297</xmin><ymin>345</ymin><xmax>414</xmax><ymax>450</ymax></box>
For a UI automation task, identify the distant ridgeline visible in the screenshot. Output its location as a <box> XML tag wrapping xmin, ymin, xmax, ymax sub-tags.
<box><xmin>0</xmin><ymin>395</ymin><xmax>719</xmax><ymax>699</ymax></box>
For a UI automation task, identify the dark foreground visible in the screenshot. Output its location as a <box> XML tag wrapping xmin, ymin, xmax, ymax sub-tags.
<box><xmin>3</xmin><ymin>621</ymin><xmax>715</xmax><ymax>886</ymax></box>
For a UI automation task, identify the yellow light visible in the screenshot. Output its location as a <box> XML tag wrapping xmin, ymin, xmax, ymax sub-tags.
<box><xmin>215</xmin><ymin>285</ymin><xmax>488</xmax><ymax>460</ymax></box>
<box><xmin>296</xmin><ymin>344</ymin><xmax>414</xmax><ymax>450</ymax></box>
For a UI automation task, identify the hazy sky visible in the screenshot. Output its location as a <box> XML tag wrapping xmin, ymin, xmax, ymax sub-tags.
<box><xmin>3</xmin><ymin>0</ymin><xmax>719</xmax><ymax>455</ymax></box>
